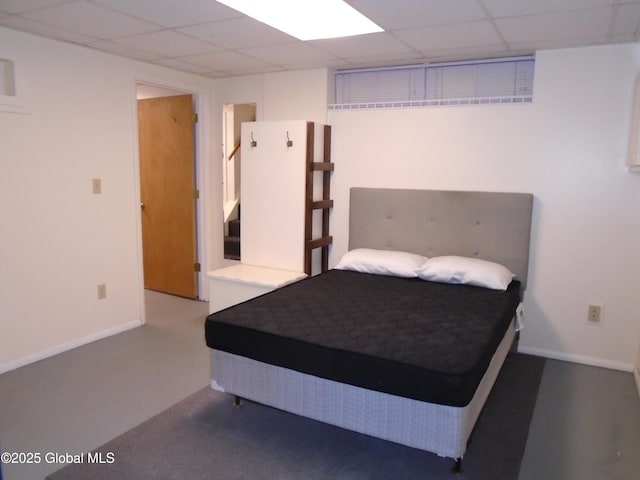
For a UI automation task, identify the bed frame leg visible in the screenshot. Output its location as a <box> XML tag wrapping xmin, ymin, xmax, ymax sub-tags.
<box><xmin>452</xmin><ymin>458</ymin><xmax>463</xmax><ymax>474</ymax></box>
<box><xmin>233</xmin><ymin>395</ymin><xmax>243</xmax><ymax>407</ymax></box>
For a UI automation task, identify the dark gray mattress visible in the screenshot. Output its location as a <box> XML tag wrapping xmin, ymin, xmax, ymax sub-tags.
<box><xmin>205</xmin><ymin>269</ymin><xmax>520</xmax><ymax>407</ymax></box>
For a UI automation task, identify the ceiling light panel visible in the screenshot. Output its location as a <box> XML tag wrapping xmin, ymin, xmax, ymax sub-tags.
<box><xmin>217</xmin><ymin>0</ymin><xmax>383</xmax><ymax>40</ymax></box>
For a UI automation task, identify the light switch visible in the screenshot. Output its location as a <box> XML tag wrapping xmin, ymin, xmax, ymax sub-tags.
<box><xmin>92</xmin><ymin>178</ymin><xmax>102</xmax><ymax>194</ymax></box>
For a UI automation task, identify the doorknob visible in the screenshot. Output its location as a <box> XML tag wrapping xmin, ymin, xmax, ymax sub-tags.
<box><xmin>140</xmin><ymin>202</ymin><xmax>145</xmax><ymax>209</ymax></box>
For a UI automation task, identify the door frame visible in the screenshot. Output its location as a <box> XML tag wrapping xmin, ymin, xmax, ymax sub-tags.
<box><xmin>132</xmin><ymin>79</ymin><xmax>210</xmax><ymax>324</ymax></box>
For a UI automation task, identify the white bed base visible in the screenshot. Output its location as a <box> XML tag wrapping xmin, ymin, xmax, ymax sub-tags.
<box><xmin>210</xmin><ymin>322</ymin><xmax>516</xmax><ymax>461</ymax></box>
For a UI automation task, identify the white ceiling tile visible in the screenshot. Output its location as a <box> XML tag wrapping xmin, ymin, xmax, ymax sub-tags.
<box><xmin>88</xmin><ymin>40</ymin><xmax>160</xmax><ymax>61</ymax></box>
<box><xmin>0</xmin><ymin>0</ymin><xmax>68</xmax><ymax>15</ymax></box>
<box><xmin>394</xmin><ymin>21</ymin><xmax>503</xmax><ymax>51</ymax></box>
<box><xmin>347</xmin><ymin>0</ymin><xmax>486</xmax><ymax>29</ymax></box>
<box><xmin>508</xmin><ymin>37</ymin><xmax>605</xmax><ymax>52</ymax></box>
<box><xmin>199</xmin><ymin>71</ymin><xmax>230</xmax><ymax>79</ymax></box>
<box><xmin>277</xmin><ymin>57</ymin><xmax>351</xmax><ymax>71</ymax></box>
<box><xmin>90</xmin><ymin>0</ymin><xmax>242</xmax><ymax>28</ymax></box>
<box><xmin>495</xmin><ymin>8</ymin><xmax>611</xmax><ymax>45</ymax></box>
<box><xmin>310</xmin><ymin>32</ymin><xmax>416</xmax><ymax>58</ymax></box>
<box><xmin>179</xmin><ymin>50</ymin><xmax>272</xmax><ymax>70</ymax></box>
<box><xmin>422</xmin><ymin>45</ymin><xmax>516</xmax><ymax>62</ymax></box>
<box><xmin>151</xmin><ymin>58</ymin><xmax>216</xmax><ymax>75</ymax></box>
<box><xmin>481</xmin><ymin>0</ymin><xmax>614</xmax><ymax>18</ymax></box>
<box><xmin>338</xmin><ymin>52</ymin><xmax>425</xmax><ymax>69</ymax></box>
<box><xmin>22</xmin><ymin>1</ymin><xmax>160</xmax><ymax>39</ymax></box>
<box><xmin>113</xmin><ymin>30</ymin><xmax>221</xmax><ymax>57</ymax></box>
<box><xmin>178</xmin><ymin>17</ymin><xmax>294</xmax><ymax>49</ymax></box>
<box><xmin>0</xmin><ymin>0</ymin><xmax>637</xmax><ymax>79</ymax></box>
<box><xmin>239</xmin><ymin>42</ymin><xmax>338</xmax><ymax>67</ymax></box>
<box><xmin>0</xmin><ymin>14</ymin><xmax>99</xmax><ymax>43</ymax></box>
<box><xmin>216</xmin><ymin>65</ymin><xmax>284</xmax><ymax>77</ymax></box>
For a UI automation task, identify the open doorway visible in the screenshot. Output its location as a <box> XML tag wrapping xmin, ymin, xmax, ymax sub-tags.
<box><xmin>137</xmin><ymin>84</ymin><xmax>200</xmax><ymax>299</ymax></box>
<box><xmin>222</xmin><ymin>103</ymin><xmax>256</xmax><ymax>261</ymax></box>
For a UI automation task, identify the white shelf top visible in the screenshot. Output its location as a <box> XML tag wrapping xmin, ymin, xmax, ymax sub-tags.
<box><xmin>207</xmin><ymin>264</ymin><xmax>307</xmax><ymax>288</ymax></box>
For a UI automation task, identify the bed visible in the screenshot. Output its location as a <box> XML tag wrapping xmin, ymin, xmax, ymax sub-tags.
<box><xmin>205</xmin><ymin>187</ymin><xmax>533</xmax><ymax>469</ymax></box>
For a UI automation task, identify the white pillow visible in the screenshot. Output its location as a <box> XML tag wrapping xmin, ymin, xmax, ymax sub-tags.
<box><xmin>334</xmin><ymin>248</ymin><xmax>428</xmax><ymax>278</ymax></box>
<box><xmin>416</xmin><ymin>255</ymin><xmax>513</xmax><ymax>290</ymax></box>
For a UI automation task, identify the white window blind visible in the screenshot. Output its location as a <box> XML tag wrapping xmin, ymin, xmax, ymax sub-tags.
<box><xmin>332</xmin><ymin>56</ymin><xmax>534</xmax><ymax>110</ymax></box>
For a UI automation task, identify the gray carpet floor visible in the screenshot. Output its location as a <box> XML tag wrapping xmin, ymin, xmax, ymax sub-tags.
<box><xmin>47</xmin><ymin>353</ymin><xmax>545</xmax><ymax>480</ymax></box>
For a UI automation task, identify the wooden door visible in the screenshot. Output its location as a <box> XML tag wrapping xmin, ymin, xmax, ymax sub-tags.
<box><xmin>138</xmin><ymin>94</ymin><xmax>197</xmax><ymax>299</ymax></box>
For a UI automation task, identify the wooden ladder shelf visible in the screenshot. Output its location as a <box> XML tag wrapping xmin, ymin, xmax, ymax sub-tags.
<box><xmin>304</xmin><ymin>122</ymin><xmax>334</xmax><ymax>275</ymax></box>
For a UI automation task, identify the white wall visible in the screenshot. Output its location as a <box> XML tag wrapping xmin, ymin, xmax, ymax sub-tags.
<box><xmin>0</xmin><ymin>59</ymin><xmax>333</xmax><ymax>359</ymax></box>
<box><xmin>212</xmin><ymin>68</ymin><xmax>329</xmax><ymax>125</ymax></box>
<box><xmin>3</xmin><ymin>23</ymin><xmax>637</xmax><ymax>375</ymax></box>
<box><xmin>328</xmin><ymin>43</ymin><xmax>640</xmax><ymax>371</ymax></box>
<box><xmin>263</xmin><ymin>69</ymin><xmax>331</xmax><ymax>123</ymax></box>
<box><xmin>0</xmin><ymin>27</ymin><xmax>214</xmax><ymax>372</ymax></box>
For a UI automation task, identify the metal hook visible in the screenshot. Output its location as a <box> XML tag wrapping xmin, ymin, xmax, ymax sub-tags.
<box><xmin>286</xmin><ymin>131</ymin><xmax>293</xmax><ymax>148</ymax></box>
<box><xmin>250</xmin><ymin>132</ymin><xmax>257</xmax><ymax>148</ymax></box>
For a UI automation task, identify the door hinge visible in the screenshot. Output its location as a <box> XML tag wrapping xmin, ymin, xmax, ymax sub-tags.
<box><xmin>193</xmin><ymin>189</ymin><xmax>199</xmax><ymax>199</ymax></box>
<box><xmin>192</xmin><ymin>112</ymin><xmax>198</xmax><ymax>123</ymax></box>
<box><xmin>194</xmin><ymin>262</ymin><xmax>201</xmax><ymax>272</ymax></box>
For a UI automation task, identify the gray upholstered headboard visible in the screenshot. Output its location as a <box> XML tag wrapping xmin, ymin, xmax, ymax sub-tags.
<box><xmin>348</xmin><ymin>188</ymin><xmax>534</xmax><ymax>289</ymax></box>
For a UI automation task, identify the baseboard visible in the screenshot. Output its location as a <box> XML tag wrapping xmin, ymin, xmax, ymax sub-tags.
<box><xmin>0</xmin><ymin>319</ymin><xmax>141</xmax><ymax>375</ymax></box>
<box><xmin>517</xmin><ymin>346</ymin><xmax>634</xmax><ymax>373</ymax></box>
<box><xmin>634</xmin><ymin>366</ymin><xmax>640</xmax><ymax>400</ymax></box>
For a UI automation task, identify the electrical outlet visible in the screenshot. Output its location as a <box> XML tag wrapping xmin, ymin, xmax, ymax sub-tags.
<box><xmin>97</xmin><ymin>284</ymin><xmax>107</xmax><ymax>299</ymax></box>
<box><xmin>587</xmin><ymin>304</ymin><xmax>601</xmax><ymax>323</ymax></box>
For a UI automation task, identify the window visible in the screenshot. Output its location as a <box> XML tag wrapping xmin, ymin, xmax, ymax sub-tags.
<box><xmin>332</xmin><ymin>56</ymin><xmax>534</xmax><ymax>110</ymax></box>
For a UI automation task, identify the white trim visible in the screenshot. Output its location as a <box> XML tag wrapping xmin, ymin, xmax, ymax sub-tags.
<box><xmin>518</xmin><ymin>346</ymin><xmax>634</xmax><ymax>372</ymax></box>
<box><xmin>0</xmin><ymin>320</ymin><xmax>141</xmax><ymax>375</ymax></box>
<box><xmin>130</xmin><ymin>84</ymin><xmax>147</xmax><ymax>325</ymax></box>
<box><xmin>634</xmin><ymin>366</ymin><xmax>640</xmax><ymax>400</ymax></box>
<box><xmin>194</xmin><ymin>91</ymin><xmax>210</xmax><ymax>301</ymax></box>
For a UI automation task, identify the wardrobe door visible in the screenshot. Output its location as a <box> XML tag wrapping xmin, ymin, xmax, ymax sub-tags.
<box><xmin>241</xmin><ymin>121</ymin><xmax>307</xmax><ymax>272</ymax></box>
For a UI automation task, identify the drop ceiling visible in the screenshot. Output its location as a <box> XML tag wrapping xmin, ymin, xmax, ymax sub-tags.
<box><xmin>1</xmin><ymin>0</ymin><xmax>639</xmax><ymax>78</ymax></box>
